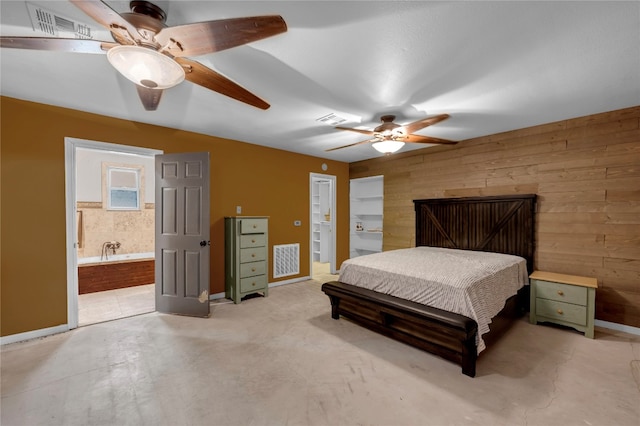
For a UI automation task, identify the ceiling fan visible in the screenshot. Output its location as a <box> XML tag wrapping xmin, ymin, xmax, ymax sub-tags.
<box><xmin>0</xmin><ymin>0</ymin><xmax>287</xmax><ymax>111</ymax></box>
<box><xmin>327</xmin><ymin>114</ymin><xmax>457</xmax><ymax>154</ymax></box>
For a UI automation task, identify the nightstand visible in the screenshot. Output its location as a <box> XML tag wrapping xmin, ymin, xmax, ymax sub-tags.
<box><xmin>529</xmin><ymin>271</ymin><xmax>598</xmax><ymax>338</ymax></box>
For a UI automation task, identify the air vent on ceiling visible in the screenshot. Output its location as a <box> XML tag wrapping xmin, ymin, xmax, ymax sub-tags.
<box><xmin>26</xmin><ymin>2</ymin><xmax>93</xmax><ymax>39</ymax></box>
<box><xmin>316</xmin><ymin>113</ymin><xmax>347</xmax><ymax>126</ymax></box>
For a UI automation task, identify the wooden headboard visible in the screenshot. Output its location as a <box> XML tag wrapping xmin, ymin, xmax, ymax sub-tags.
<box><xmin>414</xmin><ymin>194</ymin><xmax>537</xmax><ymax>273</ymax></box>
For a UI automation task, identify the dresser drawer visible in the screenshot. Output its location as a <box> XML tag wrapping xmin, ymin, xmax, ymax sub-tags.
<box><xmin>534</xmin><ymin>280</ymin><xmax>587</xmax><ymax>305</ymax></box>
<box><xmin>240</xmin><ymin>234</ymin><xmax>266</xmax><ymax>248</ymax></box>
<box><xmin>240</xmin><ymin>275</ymin><xmax>267</xmax><ymax>293</ymax></box>
<box><xmin>240</xmin><ymin>218</ymin><xmax>268</xmax><ymax>234</ymax></box>
<box><xmin>536</xmin><ymin>298</ymin><xmax>587</xmax><ymax>326</ymax></box>
<box><xmin>240</xmin><ymin>261</ymin><xmax>266</xmax><ymax>278</ymax></box>
<box><xmin>240</xmin><ymin>247</ymin><xmax>266</xmax><ymax>263</ymax></box>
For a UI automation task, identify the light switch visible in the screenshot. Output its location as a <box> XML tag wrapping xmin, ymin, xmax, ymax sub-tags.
<box><xmin>236</xmin><ymin>206</ymin><xmax>242</xmax><ymax>214</ymax></box>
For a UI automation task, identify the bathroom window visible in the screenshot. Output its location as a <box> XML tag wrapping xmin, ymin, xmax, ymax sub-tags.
<box><xmin>107</xmin><ymin>167</ymin><xmax>140</xmax><ymax>210</ymax></box>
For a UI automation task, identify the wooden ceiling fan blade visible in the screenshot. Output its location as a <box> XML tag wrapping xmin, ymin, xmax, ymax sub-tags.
<box><xmin>0</xmin><ymin>36</ymin><xmax>116</xmax><ymax>54</ymax></box>
<box><xmin>69</xmin><ymin>0</ymin><xmax>138</xmax><ymax>45</ymax></box>
<box><xmin>136</xmin><ymin>85</ymin><xmax>164</xmax><ymax>111</ymax></box>
<box><xmin>156</xmin><ymin>15</ymin><xmax>287</xmax><ymax>57</ymax></box>
<box><xmin>334</xmin><ymin>126</ymin><xmax>375</xmax><ymax>136</ymax></box>
<box><xmin>404</xmin><ymin>134</ymin><xmax>457</xmax><ymax>144</ymax></box>
<box><xmin>325</xmin><ymin>139</ymin><xmax>377</xmax><ymax>152</ymax></box>
<box><xmin>404</xmin><ymin>113</ymin><xmax>450</xmax><ymax>134</ymax></box>
<box><xmin>175</xmin><ymin>57</ymin><xmax>269</xmax><ymax>109</ymax></box>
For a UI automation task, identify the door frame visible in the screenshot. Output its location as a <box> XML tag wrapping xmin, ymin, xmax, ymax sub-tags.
<box><xmin>309</xmin><ymin>173</ymin><xmax>337</xmax><ymax>275</ymax></box>
<box><xmin>64</xmin><ymin>137</ymin><xmax>162</xmax><ymax>329</ymax></box>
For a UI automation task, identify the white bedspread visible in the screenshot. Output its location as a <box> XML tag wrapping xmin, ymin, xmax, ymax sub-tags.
<box><xmin>338</xmin><ymin>247</ymin><xmax>529</xmax><ymax>352</ymax></box>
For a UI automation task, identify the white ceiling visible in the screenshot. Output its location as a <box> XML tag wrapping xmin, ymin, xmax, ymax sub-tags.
<box><xmin>1</xmin><ymin>1</ymin><xmax>639</xmax><ymax>163</ymax></box>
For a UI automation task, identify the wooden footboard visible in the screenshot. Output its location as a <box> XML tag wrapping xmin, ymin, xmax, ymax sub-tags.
<box><xmin>321</xmin><ymin>280</ymin><xmax>479</xmax><ymax>377</ymax></box>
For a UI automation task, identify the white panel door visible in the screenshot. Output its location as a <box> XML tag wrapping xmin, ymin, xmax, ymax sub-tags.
<box><xmin>155</xmin><ymin>152</ymin><xmax>210</xmax><ymax>317</ymax></box>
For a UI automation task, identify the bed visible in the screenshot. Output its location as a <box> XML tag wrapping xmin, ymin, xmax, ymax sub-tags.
<box><xmin>321</xmin><ymin>194</ymin><xmax>536</xmax><ymax>377</ymax></box>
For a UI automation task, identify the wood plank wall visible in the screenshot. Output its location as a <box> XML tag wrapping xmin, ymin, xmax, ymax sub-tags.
<box><xmin>349</xmin><ymin>106</ymin><xmax>640</xmax><ymax>328</ymax></box>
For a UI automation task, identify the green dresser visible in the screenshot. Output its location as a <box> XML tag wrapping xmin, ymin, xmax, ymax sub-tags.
<box><xmin>225</xmin><ymin>216</ymin><xmax>269</xmax><ymax>303</ymax></box>
<box><xmin>529</xmin><ymin>270</ymin><xmax>597</xmax><ymax>338</ymax></box>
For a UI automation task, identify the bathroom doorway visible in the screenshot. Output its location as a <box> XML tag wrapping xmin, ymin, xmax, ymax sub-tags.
<box><xmin>310</xmin><ymin>173</ymin><xmax>337</xmax><ymax>282</ymax></box>
<box><xmin>65</xmin><ymin>138</ymin><xmax>162</xmax><ymax>328</ymax></box>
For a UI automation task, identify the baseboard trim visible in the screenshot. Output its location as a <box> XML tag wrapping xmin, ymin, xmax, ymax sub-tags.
<box><xmin>209</xmin><ymin>291</ymin><xmax>226</xmax><ymax>300</ymax></box>
<box><xmin>1</xmin><ymin>324</ymin><xmax>70</xmax><ymax>346</ymax></box>
<box><xmin>208</xmin><ymin>276</ymin><xmax>312</xmax><ymax>301</ymax></box>
<box><xmin>270</xmin><ymin>276</ymin><xmax>312</xmax><ymax>288</ymax></box>
<box><xmin>595</xmin><ymin>319</ymin><xmax>640</xmax><ymax>336</ymax></box>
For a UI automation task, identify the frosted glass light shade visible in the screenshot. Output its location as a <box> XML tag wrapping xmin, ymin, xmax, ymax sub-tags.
<box><xmin>372</xmin><ymin>140</ymin><xmax>405</xmax><ymax>154</ymax></box>
<box><xmin>107</xmin><ymin>45</ymin><xmax>185</xmax><ymax>89</ymax></box>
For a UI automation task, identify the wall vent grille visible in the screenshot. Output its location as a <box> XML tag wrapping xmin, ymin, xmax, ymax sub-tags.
<box><xmin>273</xmin><ymin>243</ymin><xmax>300</xmax><ymax>278</ymax></box>
<box><xmin>27</xmin><ymin>2</ymin><xmax>94</xmax><ymax>39</ymax></box>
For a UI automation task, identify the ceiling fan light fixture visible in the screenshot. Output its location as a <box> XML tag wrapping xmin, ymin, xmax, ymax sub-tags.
<box><xmin>107</xmin><ymin>45</ymin><xmax>185</xmax><ymax>89</ymax></box>
<box><xmin>372</xmin><ymin>140</ymin><xmax>405</xmax><ymax>154</ymax></box>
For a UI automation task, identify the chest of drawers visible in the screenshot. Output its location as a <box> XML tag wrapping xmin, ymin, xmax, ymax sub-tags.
<box><xmin>529</xmin><ymin>270</ymin><xmax>597</xmax><ymax>338</ymax></box>
<box><xmin>225</xmin><ymin>216</ymin><xmax>269</xmax><ymax>304</ymax></box>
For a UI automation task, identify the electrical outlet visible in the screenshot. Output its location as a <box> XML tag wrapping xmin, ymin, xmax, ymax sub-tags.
<box><xmin>236</xmin><ymin>206</ymin><xmax>242</xmax><ymax>214</ymax></box>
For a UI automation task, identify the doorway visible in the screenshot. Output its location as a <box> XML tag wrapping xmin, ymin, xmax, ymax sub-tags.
<box><xmin>64</xmin><ymin>138</ymin><xmax>162</xmax><ymax>328</ymax></box>
<box><xmin>310</xmin><ymin>173</ymin><xmax>337</xmax><ymax>281</ymax></box>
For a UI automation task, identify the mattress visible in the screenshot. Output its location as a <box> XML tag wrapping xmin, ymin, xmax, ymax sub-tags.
<box><xmin>338</xmin><ymin>247</ymin><xmax>529</xmax><ymax>352</ymax></box>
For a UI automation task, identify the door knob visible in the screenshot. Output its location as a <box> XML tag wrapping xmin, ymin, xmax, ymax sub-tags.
<box><xmin>200</xmin><ymin>240</ymin><xmax>210</xmax><ymax>247</ymax></box>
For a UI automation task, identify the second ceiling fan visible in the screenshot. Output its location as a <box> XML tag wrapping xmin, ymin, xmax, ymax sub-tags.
<box><xmin>0</xmin><ymin>0</ymin><xmax>287</xmax><ymax>111</ymax></box>
<box><xmin>327</xmin><ymin>113</ymin><xmax>456</xmax><ymax>154</ymax></box>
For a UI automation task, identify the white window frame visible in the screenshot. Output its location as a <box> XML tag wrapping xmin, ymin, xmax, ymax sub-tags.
<box><xmin>107</xmin><ymin>166</ymin><xmax>141</xmax><ymax>210</ymax></box>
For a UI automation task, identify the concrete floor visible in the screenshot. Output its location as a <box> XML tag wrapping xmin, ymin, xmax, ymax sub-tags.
<box><xmin>76</xmin><ymin>262</ymin><xmax>334</xmax><ymax>327</ymax></box>
<box><xmin>2</xmin><ymin>279</ymin><xmax>639</xmax><ymax>426</ymax></box>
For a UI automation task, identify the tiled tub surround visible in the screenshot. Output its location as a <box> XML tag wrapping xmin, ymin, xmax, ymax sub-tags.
<box><xmin>76</xmin><ymin>202</ymin><xmax>154</xmax><ymax>259</ymax></box>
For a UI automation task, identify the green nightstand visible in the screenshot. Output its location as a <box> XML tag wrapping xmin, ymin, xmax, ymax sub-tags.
<box><xmin>529</xmin><ymin>271</ymin><xmax>598</xmax><ymax>338</ymax></box>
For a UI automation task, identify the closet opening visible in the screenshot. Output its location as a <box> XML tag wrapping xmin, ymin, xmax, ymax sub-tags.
<box><xmin>310</xmin><ymin>173</ymin><xmax>337</xmax><ymax>282</ymax></box>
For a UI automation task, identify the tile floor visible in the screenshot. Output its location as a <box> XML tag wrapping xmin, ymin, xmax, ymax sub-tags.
<box><xmin>78</xmin><ymin>284</ymin><xmax>155</xmax><ymax>326</ymax></box>
<box><xmin>312</xmin><ymin>261</ymin><xmax>339</xmax><ymax>283</ymax></box>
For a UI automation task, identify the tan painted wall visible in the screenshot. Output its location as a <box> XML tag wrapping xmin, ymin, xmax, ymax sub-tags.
<box><xmin>0</xmin><ymin>96</ymin><xmax>350</xmax><ymax>337</ymax></box>
<box><xmin>350</xmin><ymin>106</ymin><xmax>640</xmax><ymax>328</ymax></box>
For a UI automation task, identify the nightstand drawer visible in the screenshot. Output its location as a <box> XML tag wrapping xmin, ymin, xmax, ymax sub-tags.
<box><xmin>240</xmin><ymin>275</ymin><xmax>267</xmax><ymax>293</ymax></box>
<box><xmin>240</xmin><ymin>261</ymin><xmax>266</xmax><ymax>278</ymax></box>
<box><xmin>240</xmin><ymin>218</ymin><xmax>267</xmax><ymax>234</ymax></box>
<box><xmin>536</xmin><ymin>298</ymin><xmax>587</xmax><ymax>326</ymax></box>
<box><xmin>240</xmin><ymin>234</ymin><xmax>266</xmax><ymax>248</ymax></box>
<box><xmin>240</xmin><ymin>247</ymin><xmax>266</xmax><ymax>263</ymax></box>
<box><xmin>534</xmin><ymin>280</ymin><xmax>587</xmax><ymax>305</ymax></box>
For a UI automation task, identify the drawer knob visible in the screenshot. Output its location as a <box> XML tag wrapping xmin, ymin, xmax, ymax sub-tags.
<box><xmin>253</xmin><ymin>225</ymin><xmax>257</xmax><ymax>229</ymax></box>
<box><xmin>557</xmin><ymin>309</ymin><xmax>563</xmax><ymax>315</ymax></box>
<box><xmin>252</xmin><ymin>239</ymin><xmax>256</xmax><ymax>243</ymax></box>
<box><xmin>252</xmin><ymin>282</ymin><xmax>256</xmax><ymax>286</ymax></box>
<box><xmin>251</xmin><ymin>268</ymin><xmax>256</xmax><ymax>272</ymax></box>
<box><xmin>252</xmin><ymin>254</ymin><xmax>256</xmax><ymax>258</ymax></box>
<box><xmin>557</xmin><ymin>290</ymin><xmax>564</xmax><ymax>296</ymax></box>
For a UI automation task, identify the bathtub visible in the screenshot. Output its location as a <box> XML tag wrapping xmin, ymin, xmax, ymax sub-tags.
<box><xmin>77</xmin><ymin>252</ymin><xmax>155</xmax><ymax>265</ymax></box>
<box><xmin>77</xmin><ymin>252</ymin><xmax>155</xmax><ymax>294</ymax></box>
